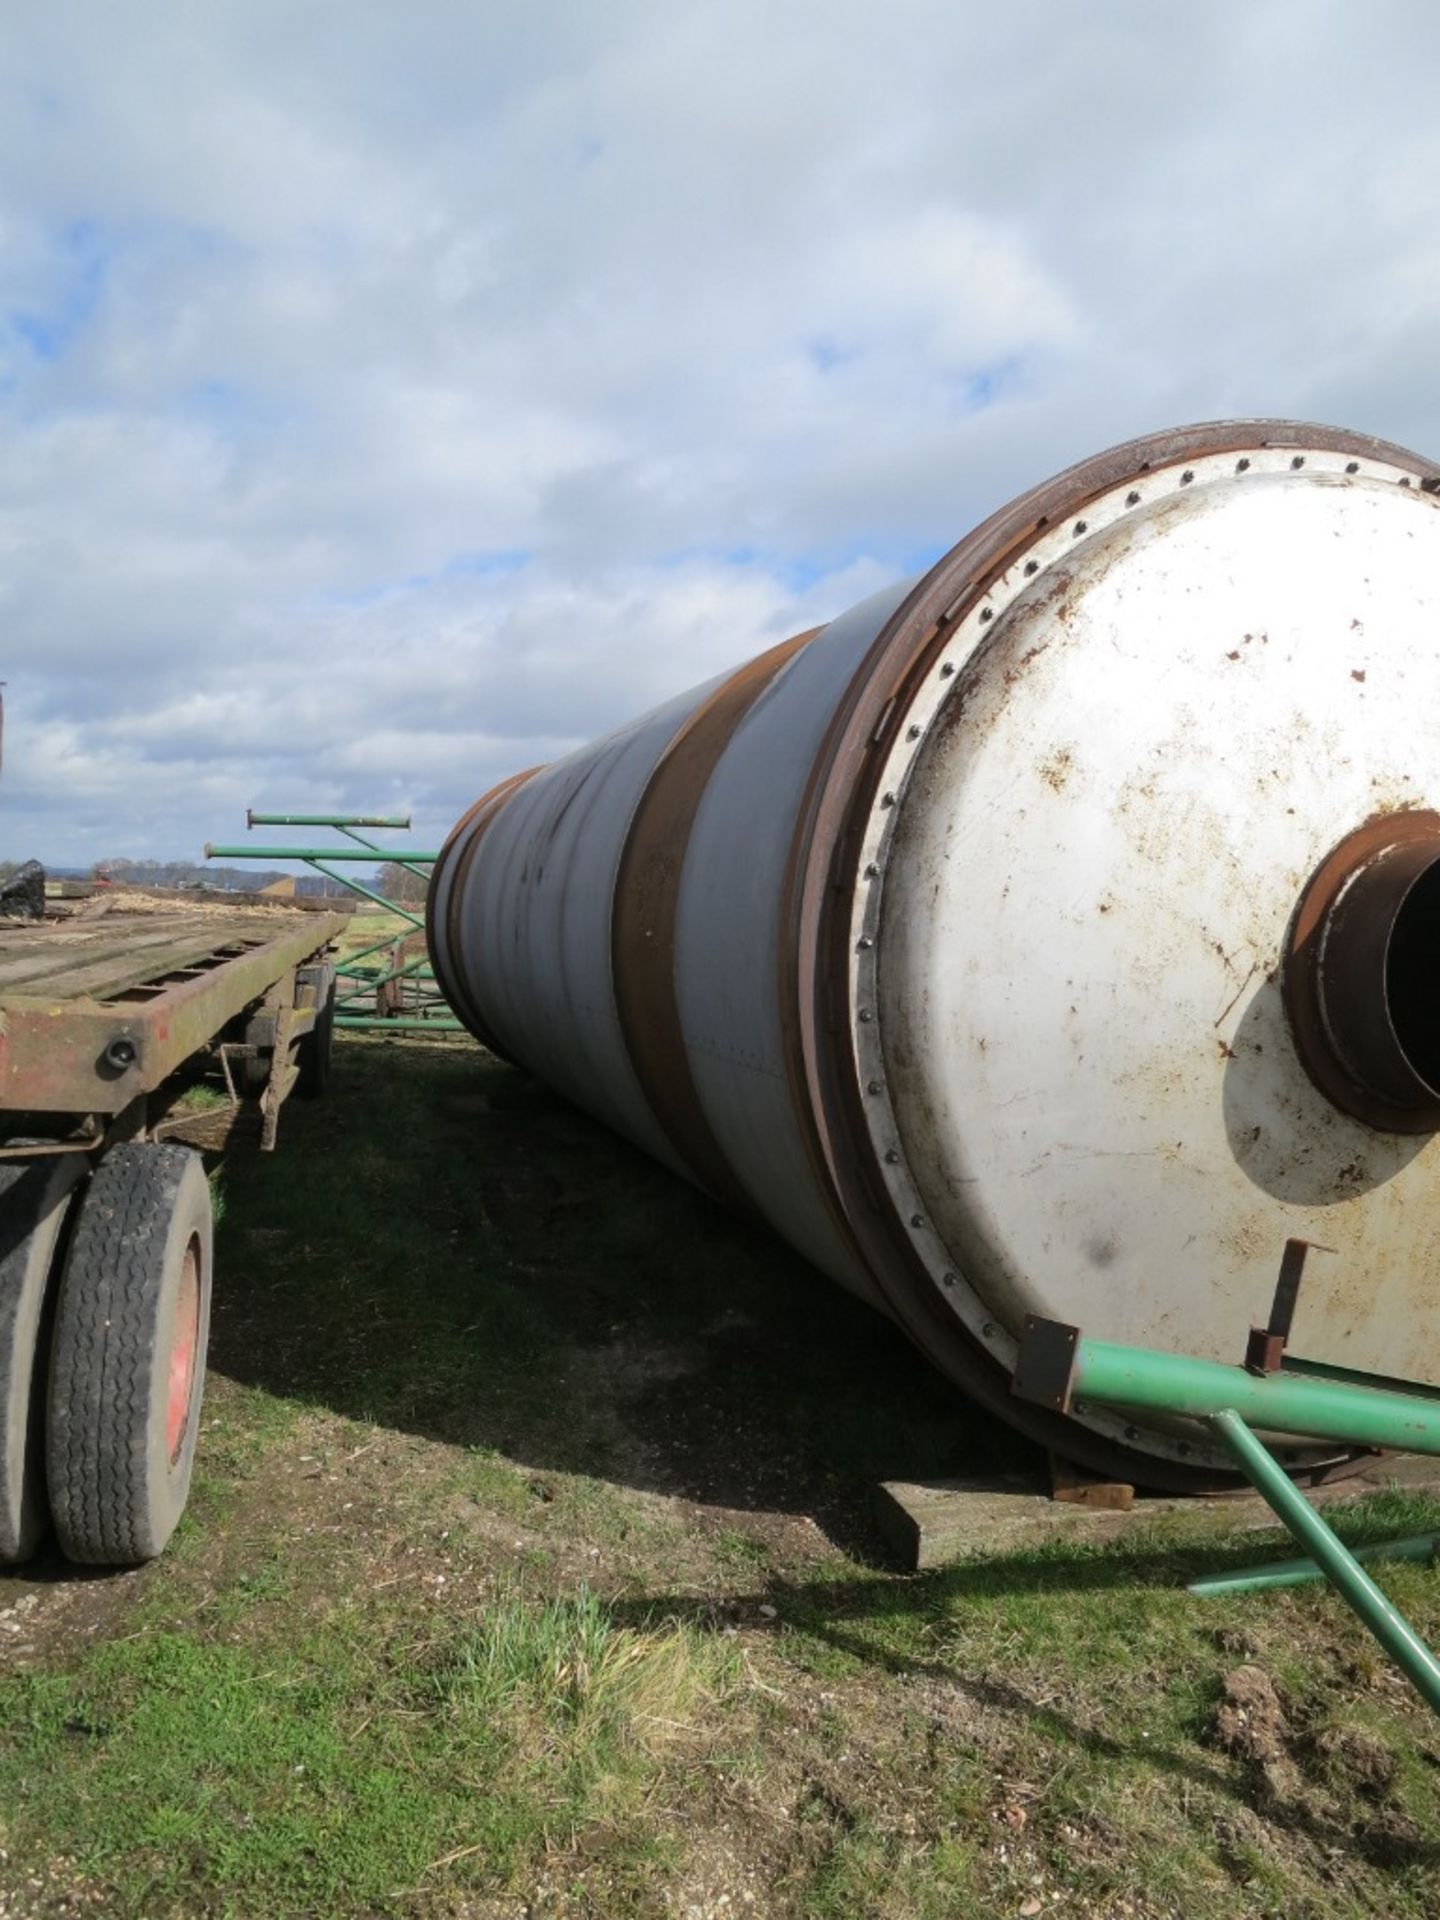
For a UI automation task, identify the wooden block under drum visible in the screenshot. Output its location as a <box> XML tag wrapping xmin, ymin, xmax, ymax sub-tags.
<box><xmin>874</xmin><ymin>1471</ymin><xmax>1142</xmax><ymax>1571</ymax></box>
<box><xmin>1048</xmin><ymin>1451</ymin><xmax>1136</xmax><ymax>1511</ymax></box>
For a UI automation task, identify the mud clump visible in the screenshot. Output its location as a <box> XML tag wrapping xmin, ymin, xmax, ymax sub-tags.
<box><xmin>1207</xmin><ymin>1665</ymin><xmax>1304</xmax><ymax>1807</ymax></box>
<box><xmin>1209</xmin><ymin>1625</ymin><xmax>1262</xmax><ymax>1661</ymax></box>
<box><xmin>1352</xmin><ymin>1806</ymin><xmax>1425</xmax><ymax>1866</ymax></box>
<box><xmin>1209</xmin><ymin>1665</ymin><xmax>1289</xmax><ymax>1768</ymax></box>
<box><xmin>1307</xmin><ymin>1724</ymin><xmax>1397</xmax><ymax>1799</ymax></box>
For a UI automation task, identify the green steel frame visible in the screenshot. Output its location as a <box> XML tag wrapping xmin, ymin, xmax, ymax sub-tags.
<box><xmin>205</xmin><ymin>814</ymin><xmax>463</xmax><ymax>1032</ymax></box>
<box><xmin>1013</xmin><ymin>1313</ymin><xmax>1440</xmax><ymax>1715</ymax></box>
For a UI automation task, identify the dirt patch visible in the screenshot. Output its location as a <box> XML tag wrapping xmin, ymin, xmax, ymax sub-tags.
<box><xmin>1209</xmin><ymin>1664</ymin><xmax>1290</xmax><ymax>1768</ymax></box>
<box><xmin>1352</xmin><ymin>1806</ymin><xmax>1427</xmax><ymax>1867</ymax></box>
<box><xmin>1306</xmin><ymin>1723</ymin><xmax>1398</xmax><ymax>1798</ymax></box>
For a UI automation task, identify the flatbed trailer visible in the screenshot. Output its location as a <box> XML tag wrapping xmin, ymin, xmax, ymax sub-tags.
<box><xmin>0</xmin><ymin>907</ymin><xmax>346</xmax><ymax>1568</ymax></box>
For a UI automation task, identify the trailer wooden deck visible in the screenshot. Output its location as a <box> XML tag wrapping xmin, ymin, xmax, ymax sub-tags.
<box><xmin>0</xmin><ymin>907</ymin><xmax>346</xmax><ymax>1118</ymax></box>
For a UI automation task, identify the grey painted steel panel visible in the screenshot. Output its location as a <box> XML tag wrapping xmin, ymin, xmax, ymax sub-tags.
<box><xmin>673</xmin><ymin>583</ymin><xmax>918</xmax><ymax>1303</ymax></box>
<box><xmin>449</xmin><ymin>676</ymin><xmax>726</xmax><ymax>1178</ymax></box>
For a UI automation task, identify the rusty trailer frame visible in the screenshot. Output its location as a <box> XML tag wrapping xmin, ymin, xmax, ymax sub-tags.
<box><xmin>0</xmin><ymin>907</ymin><xmax>347</xmax><ymax>1153</ymax></box>
<box><xmin>0</xmin><ymin>904</ymin><xmax>347</xmax><ymax>1569</ymax></box>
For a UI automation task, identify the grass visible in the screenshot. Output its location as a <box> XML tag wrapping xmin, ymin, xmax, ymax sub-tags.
<box><xmin>0</xmin><ymin>1585</ymin><xmax>736</xmax><ymax>1917</ymax></box>
<box><xmin>435</xmin><ymin>1581</ymin><xmax>736</xmax><ymax>1748</ymax></box>
<box><xmin>3</xmin><ymin>1032</ymin><xmax>1440</xmax><ymax>1916</ymax></box>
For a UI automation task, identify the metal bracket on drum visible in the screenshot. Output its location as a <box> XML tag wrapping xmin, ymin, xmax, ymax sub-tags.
<box><xmin>1011</xmin><ymin>1241</ymin><xmax>1440</xmax><ymax>1717</ymax></box>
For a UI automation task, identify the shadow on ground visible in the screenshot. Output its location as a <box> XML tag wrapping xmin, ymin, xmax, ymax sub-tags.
<box><xmin>206</xmin><ymin>1035</ymin><xmax>1043</xmax><ymax>1561</ymax></box>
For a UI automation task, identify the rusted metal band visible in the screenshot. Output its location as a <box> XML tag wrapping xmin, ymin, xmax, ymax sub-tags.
<box><xmin>427</xmin><ymin>767</ymin><xmax>540</xmax><ymax>1059</ymax></box>
<box><xmin>612</xmin><ymin>628</ymin><xmax>819</xmax><ymax>1206</ymax></box>
<box><xmin>775</xmin><ymin>419</ymin><xmax>1440</xmax><ymax>1492</ymax></box>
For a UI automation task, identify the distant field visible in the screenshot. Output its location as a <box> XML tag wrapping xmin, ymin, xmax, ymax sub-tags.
<box><xmin>2</xmin><ymin>1034</ymin><xmax>1439</xmax><ymax>1918</ymax></box>
<box><xmin>334</xmin><ymin>905</ymin><xmax>418</xmax><ymax>950</ymax></box>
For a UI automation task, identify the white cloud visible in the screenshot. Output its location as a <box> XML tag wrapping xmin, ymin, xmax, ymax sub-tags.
<box><xmin>1</xmin><ymin>1</ymin><xmax>1439</xmax><ymax>864</ymax></box>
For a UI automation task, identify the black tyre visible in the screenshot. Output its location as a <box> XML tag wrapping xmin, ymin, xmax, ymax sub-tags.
<box><xmin>297</xmin><ymin>966</ymin><xmax>336</xmax><ymax>1099</ymax></box>
<box><xmin>0</xmin><ymin>1156</ymin><xmax>85</xmax><ymax>1562</ymax></box>
<box><xmin>47</xmin><ymin>1144</ymin><xmax>213</xmax><ymax>1565</ymax></box>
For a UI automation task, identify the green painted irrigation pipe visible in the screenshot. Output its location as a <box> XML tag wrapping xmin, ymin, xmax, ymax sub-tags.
<box><xmin>246</xmin><ymin>813</ymin><xmax>412</xmax><ymax>829</ymax></box>
<box><xmin>338</xmin><ymin>964</ymin><xmax>435</xmax><ymax>1007</ymax></box>
<box><xmin>307</xmin><ymin>862</ymin><xmax>424</xmax><ymax>925</ymax></box>
<box><xmin>205</xmin><ymin>844</ymin><xmax>440</xmax><ymax>862</ymax></box>
<box><xmin>338</xmin><ymin>952</ymin><xmax>432</xmax><ymax>987</ymax></box>
<box><xmin>1072</xmin><ymin>1338</ymin><xmax>1440</xmax><ymax>1455</ymax></box>
<box><xmin>336</xmin><ymin>935</ymin><xmax>404</xmax><ymax>970</ymax></box>
<box><xmin>1209</xmin><ymin>1410</ymin><xmax>1440</xmax><ymax>1714</ymax></box>
<box><xmin>336</xmin><ymin>1016</ymin><xmax>465</xmax><ymax>1032</ymax></box>
<box><xmin>1189</xmin><ymin>1533</ymin><xmax>1440</xmax><ymax>1597</ymax></box>
<box><xmin>333</xmin><ymin>825</ymin><xmax>436</xmax><ymax>886</ymax></box>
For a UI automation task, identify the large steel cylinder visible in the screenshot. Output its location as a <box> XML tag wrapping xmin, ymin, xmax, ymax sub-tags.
<box><xmin>430</xmin><ymin>421</ymin><xmax>1440</xmax><ymax>1490</ymax></box>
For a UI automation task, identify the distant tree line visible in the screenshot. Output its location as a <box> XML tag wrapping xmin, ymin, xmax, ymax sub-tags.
<box><xmin>0</xmin><ymin>854</ymin><xmax>430</xmax><ymax>905</ymax></box>
<box><xmin>376</xmin><ymin>861</ymin><xmax>429</xmax><ymax>905</ymax></box>
<box><xmin>92</xmin><ymin>858</ymin><xmax>354</xmax><ymax>897</ymax></box>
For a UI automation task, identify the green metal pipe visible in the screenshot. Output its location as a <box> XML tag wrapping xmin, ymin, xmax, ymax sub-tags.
<box><xmin>378</xmin><ymin>953</ymin><xmax>432</xmax><ymax>981</ymax></box>
<box><xmin>246</xmin><ymin>813</ymin><xmax>412</xmax><ymax>829</ymax></box>
<box><xmin>336</xmin><ymin>954</ymin><xmax>435</xmax><ymax>1005</ymax></box>
<box><xmin>336</xmin><ymin>824</ymin><xmax>435</xmax><ymax>886</ymax></box>
<box><xmin>335</xmin><ymin>943</ymin><xmax>437</xmax><ymax>977</ymax></box>
<box><xmin>335</xmin><ymin>987</ymin><xmax>427</xmax><ymax>1011</ymax></box>
<box><xmin>1280</xmin><ymin>1353</ymin><xmax>1440</xmax><ymax>1405</ymax></box>
<box><xmin>335</xmin><ymin>1016</ymin><xmax>465</xmax><ymax>1032</ymax></box>
<box><xmin>336</xmin><ymin>987</ymin><xmax>433</xmax><ymax>1009</ymax></box>
<box><xmin>1189</xmin><ymin>1533</ymin><xmax>1440</xmax><ymax>1597</ymax></box>
<box><xmin>1073</xmin><ymin>1337</ymin><xmax>1440</xmax><ymax>1455</ymax></box>
<box><xmin>335</xmin><ymin>936</ymin><xmax>401</xmax><ymax>970</ymax></box>
<box><xmin>1209</xmin><ymin>1410</ymin><xmax>1440</xmax><ymax>1714</ymax></box>
<box><xmin>337</xmin><ymin>953</ymin><xmax>426</xmax><ymax>981</ymax></box>
<box><xmin>205</xmin><ymin>844</ymin><xmax>438</xmax><ymax>863</ymax></box>
<box><xmin>304</xmin><ymin>861</ymin><xmax>425</xmax><ymax>928</ymax></box>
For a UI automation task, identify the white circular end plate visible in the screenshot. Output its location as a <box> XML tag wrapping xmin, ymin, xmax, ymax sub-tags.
<box><xmin>849</xmin><ymin>446</ymin><xmax>1440</xmax><ymax>1467</ymax></box>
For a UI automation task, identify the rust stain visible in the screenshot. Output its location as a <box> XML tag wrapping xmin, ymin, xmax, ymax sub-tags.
<box><xmin>1368</xmin><ymin>777</ymin><xmax>1422</xmax><ymax>813</ymax></box>
<box><xmin>1001</xmin><ymin>642</ymin><xmax>1050</xmax><ymax>690</ymax></box>
<box><xmin>1038</xmin><ymin>746</ymin><xmax>1074</xmax><ymax>793</ymax></box>
<box><xmin>1351</xmin><ymin>668</ymin><xmax>1367</xmax><ymax>684</ymax></box>
<box><xmin>1223</xmin><ymin>1217</ymin><xmax>1274</xmax><ymax>1264</ymax></box>
<box><xmin>1213</xmin><ymin>961</ymin><xmax>1260</xmax><ymax>1029</ymax></box>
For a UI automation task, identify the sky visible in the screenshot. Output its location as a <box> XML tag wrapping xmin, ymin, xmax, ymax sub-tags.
<box><xmin>3</xmin><ymin>1</ymin><xmax>1439</xmax><ymax>868</ymax></box>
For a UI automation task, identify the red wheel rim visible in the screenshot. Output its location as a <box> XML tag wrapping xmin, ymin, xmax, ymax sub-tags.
<box><xmin>167</xmin><ymin>1237</ymin><xmax>201</xmax><ymax>1464</ymax></box>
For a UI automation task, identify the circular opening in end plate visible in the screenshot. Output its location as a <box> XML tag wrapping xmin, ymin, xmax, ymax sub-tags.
<box><xmin>1386</xmin><ymin>858</ymin><xmax>1440</xmax><ymax>1093</ymax></box>
<box><xmin>1284</xmin><ymin>812</ymin><xmax>1440</xmax><ymax>1132</ymax></box>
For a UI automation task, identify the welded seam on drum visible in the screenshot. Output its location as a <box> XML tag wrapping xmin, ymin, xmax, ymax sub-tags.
<box><xmin>429</xmin><ymin>767</ymin><xmax>541</xmax><ymax>1059</ymax></box>
<box><xmin>612</xmin><ymin>629</ymin><xmax>819</xmax><ymax>1208</ymax></box>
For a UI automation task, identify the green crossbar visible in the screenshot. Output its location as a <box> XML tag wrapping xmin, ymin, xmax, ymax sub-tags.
<box><xmin>1013</xmin><ymin>1317</ymin><xmax>1440</xmax><ymax>1718</ymax></box>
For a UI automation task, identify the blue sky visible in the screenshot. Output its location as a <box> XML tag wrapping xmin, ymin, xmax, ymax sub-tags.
<box><xmin>3</xmin><ymin>1</ymin><xmax>1439</xmax><ymax>864</ymax></box>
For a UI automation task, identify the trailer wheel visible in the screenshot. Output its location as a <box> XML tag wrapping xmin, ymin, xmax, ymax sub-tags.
<box><xmin>297</xmin><ymin>966</ymin><xmax>336</xmax><ymax>1099</ymax></box>
<box><xmin>0</xmin><ymin>1156</ymin><xmax>85</xmax><ymax>1563</ymax></box>
<box><xmin>47</xmin><ymin>1144</ymin><xmax>213</xmax><ymax>1565</ymax></box>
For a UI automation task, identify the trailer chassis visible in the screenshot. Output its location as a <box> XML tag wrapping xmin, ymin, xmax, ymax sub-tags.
<box><xmin>0</xmin><ymin>908</ymin><xmax>344</xmax><ymax>1567</ymax></box>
